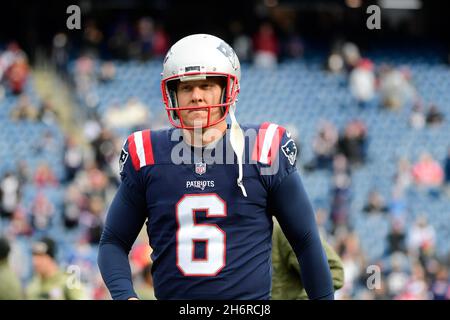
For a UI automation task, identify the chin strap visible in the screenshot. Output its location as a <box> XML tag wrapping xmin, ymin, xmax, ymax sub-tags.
<box><xmin>229</xmin><ymin>102</ymin><xmax>247</xmax><ymax>197</ymax></box>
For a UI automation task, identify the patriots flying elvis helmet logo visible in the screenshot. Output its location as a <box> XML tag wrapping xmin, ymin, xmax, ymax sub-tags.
<box><xmin>281</xmin><ymin>139</ymin><xmax>298</xmax><ymax>166</ymax></box>
<box><xmin>217</xmin><ymin>41</ymin><xmax>237</xmax><ymax>69</ymax></box>
<box><xmin>119</xmin><ymin>148</ymin><xmax>129</xmax><ymax>173</ymax></box>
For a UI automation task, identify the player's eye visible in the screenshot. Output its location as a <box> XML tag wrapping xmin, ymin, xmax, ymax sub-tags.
<box><xmin>201</xmin><ymin>83</ymin><xmax>213</xmax><ymax>90</ymax></box>
<box><xmin>179</xmin><ymin>85</ymin><xmax>191</xmax><ymax>92</ymax></box>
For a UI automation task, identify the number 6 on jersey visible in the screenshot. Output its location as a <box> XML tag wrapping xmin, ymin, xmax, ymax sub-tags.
<box><xmin>176</xmin><ymin>194</ymin><xmax>227</xmax><ymax>276</ymax></box>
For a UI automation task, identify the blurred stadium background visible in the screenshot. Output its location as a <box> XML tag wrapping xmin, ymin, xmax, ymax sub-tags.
<box><xmin>0</xmin><ymin>0</ymin><xmax>449</xmax><ymax>300</ymax></box>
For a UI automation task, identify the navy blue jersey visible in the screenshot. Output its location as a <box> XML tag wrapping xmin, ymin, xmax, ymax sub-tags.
<box><xmin>98</xmin><ymin>123</ymin><xmax>334</xmax><ymax>300</ymax></box>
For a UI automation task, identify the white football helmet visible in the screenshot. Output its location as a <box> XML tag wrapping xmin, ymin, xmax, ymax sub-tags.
<box><xmin>161</xmin><ymin>34</ymin><xmax>241</xmax><ymax>129</ymax></box>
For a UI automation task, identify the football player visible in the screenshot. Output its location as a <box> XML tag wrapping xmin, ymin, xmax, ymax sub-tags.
<box><xmin>98</xmin><ymin>34</ymin><xmax>334</xmax><ymax>300</ymax></box>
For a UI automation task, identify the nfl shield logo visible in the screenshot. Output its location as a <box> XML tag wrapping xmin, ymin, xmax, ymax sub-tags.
<box><xmin>195</xmin><ymin>162</ymin><xmax>207</xmax><ymax>175</ymax></box>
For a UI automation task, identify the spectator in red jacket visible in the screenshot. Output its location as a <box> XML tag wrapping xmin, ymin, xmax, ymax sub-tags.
<box><xmin>253</xmin><ymin>22</ymin><xmax>279</xmax><ymax>69</ymax></box>
<box><xmin>412</xmin><ymin>152</ymin><xmax>444</xmax><ymax>187</ymax></box>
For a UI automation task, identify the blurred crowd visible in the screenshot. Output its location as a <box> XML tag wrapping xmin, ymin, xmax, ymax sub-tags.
<box><xmin>50</xmin><ymin>15</ymin><xmax>305</xmax><ymax>77</ymax></box>
<box><xmin>297</xmin><ymin>117</ymin><xmax>449</xmax><ymax>299</ymax></box>
<box><xmin>0</xmin><ymin>38</ymin><xmax>155</xmax><ymax>299</ymax></box>
<box><xmin>0</xmin><ymin>42</ymin><xmax>29</xmax><ymax>98</ymax></box>
<box><xmin>0</xmin><ymin>95</ymin><xmax>156</xmax><ymax>299</ymax></box>
<box><xmin>299</xmin><ymin>41</ymin><xmax>450</xmax><ymax>299</ymax></box>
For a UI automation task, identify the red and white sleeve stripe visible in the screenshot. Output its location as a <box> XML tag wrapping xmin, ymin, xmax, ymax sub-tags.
<box><xmin>127</xmin><ymin>129</ymin><xmax>155</xmax><ymax>170</ymax></box>
<box><xmin>252</xmin><ymin>122</ymin><xmax>286</xmax><ymax>165</ymax></box>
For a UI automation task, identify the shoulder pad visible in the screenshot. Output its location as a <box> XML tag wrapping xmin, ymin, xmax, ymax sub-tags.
<box><xmin>127</xmin><ymin>129</ymin><xmax>155</xmax><ymax>170</ymax></box>
<box><xmin>251</xmin><ymin>122</ymin><xmax>286</xmax><ymax>165</ymax></box>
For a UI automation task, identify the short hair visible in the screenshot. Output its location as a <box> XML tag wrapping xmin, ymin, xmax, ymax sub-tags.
<box><xmin>31</xmin><ymin>237</ymin><xmax>57</xmax><ymax>259</ymax></box>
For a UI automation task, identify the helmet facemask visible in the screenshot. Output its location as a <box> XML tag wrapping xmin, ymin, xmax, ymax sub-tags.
<box><xmin>161</xmin><ymin>72</ymin><xmax>239</xmax><ymax>129</ymax></box>
<box><xmin>161</xmin><ymin>34</ymin><xmax>241</xmax><ymax>129</ymax></box>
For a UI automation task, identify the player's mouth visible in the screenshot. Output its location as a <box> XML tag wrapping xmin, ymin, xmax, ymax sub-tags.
<box><xmin>188</xmin><ymin>108</ymin><xmax>208</xmax><ymax>113</ymax></box>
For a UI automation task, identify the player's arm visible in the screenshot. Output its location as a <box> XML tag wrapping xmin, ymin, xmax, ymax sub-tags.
<box><xmin>97</xmin><ymin>140</ymin><xmax>147</xmax><ymax>300</ymax></box>
<box><xmin>271</xmin><ymin>171</ymin><xmax>335</xmax><ymax>300</ymax></box>
<box><xmin>256</xmin><ymin>123</ymin><xmax>334</xmax><ymax>299</ymax></box>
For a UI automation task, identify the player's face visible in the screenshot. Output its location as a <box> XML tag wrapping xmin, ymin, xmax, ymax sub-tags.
<box><xmin>176</xmin><ymin>78</ymin><xmax>224</xmax><ymax>128</ymax></box>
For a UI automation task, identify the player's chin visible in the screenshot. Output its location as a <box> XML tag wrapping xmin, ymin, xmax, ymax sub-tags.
<box><xmin>184</xmin><ymin>111</ymin><xmax>223</xmax><ymax>128</ymax></box>
<box><xmin>185</xmin><ymin>114</ymin><xmax>208</xmax><ymax>126</ymax></box>
<box><xmin>186</xmin><ymin>119</ymin><xmax>208</xmax><ymax>128</ymax></box>
<box><xmin>187</xmin><ymin>110</ymin><xmax>209</xmax><ymax>119</ymax></box>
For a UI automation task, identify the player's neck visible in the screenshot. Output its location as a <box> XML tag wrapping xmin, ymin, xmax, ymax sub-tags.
<box><xmin>182</xmin><ymin>120</ymin><xmax>228</xmax><ymax>147</ymax></box>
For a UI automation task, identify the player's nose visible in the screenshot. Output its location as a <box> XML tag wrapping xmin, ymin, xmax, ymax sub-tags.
<box><xmin>191</xmin><ymin>86</ymin><xmax>204</xmax><ymax>103</ymax></box>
